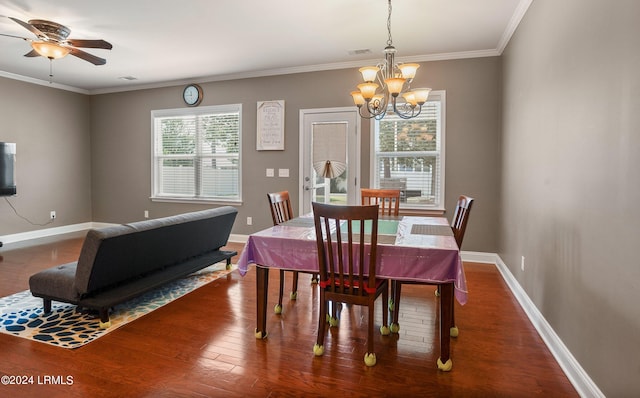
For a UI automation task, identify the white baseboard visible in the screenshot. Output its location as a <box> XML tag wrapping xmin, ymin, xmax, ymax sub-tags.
<box><xmin>228</xmin><ymin>233</ymin><xmax>248</xmax><ymax>244</ymax></box>
<box><xmin>3</xmin><ymin>225</ymin><xmax>240</xmax><ymax>246</ymax></box>
<box><xmin>460</xmin><ymin>250</ymin><xmax>499</xmax><ymax>264</ymax></box>
<box><xmin>0</xmin><ymin>222</ymin><xmax>119</xmax><ymax>246</ymax></box>
<box><xmin>0</xmin><ymin>223</ymin><xmax>92</xmax><ymax>245</ymax></box>
<box><xmin>493</xmin><ymin>255</ymin><xmax>604</xmax><ymax>398</ymax></box>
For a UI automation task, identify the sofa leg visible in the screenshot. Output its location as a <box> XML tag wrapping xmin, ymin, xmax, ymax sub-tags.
<box><xmin>43</xmin><ymin>299</ymin><xmax>51</xmax><ymax>314</ymax></box>
<box><xmin>99</xmin><ymin>308</ymin><xmax>111</xmax><ymax>329</ymax></box>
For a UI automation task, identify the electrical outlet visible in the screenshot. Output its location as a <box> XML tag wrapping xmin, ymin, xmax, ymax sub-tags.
<box><xmin>521</xmin><ymin>256</ymin><xmax>525</xmax><ymax>271</ymax></box>
<box><xmin>50</xmin><ymin>211</ymin><xmax>56</xmax><ymax>220</ymax></box>
<box><xmin>144</xmin><ymin>210</ymin><xmax>149</xmax><ymax>218</ymax></box>
<box><xmin>247</xmin><ymin>216</ymin><xmax>253</xmax><ymax>225</ymax></box>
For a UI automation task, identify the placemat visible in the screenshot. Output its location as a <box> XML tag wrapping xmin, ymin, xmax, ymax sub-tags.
<box><xmin>348</xmin><ymin>234</ymin><xmax>397</xmax><ymax>245</ymax></box>
<box><xmin>280</xmin><ymin>218</ymin><xmax>315</xmax><ymax>228</ymax></box>
<box><xmin>411</xmin><ymin>224</ymin><xmax>453</xmax><ymax>236</ymax></box>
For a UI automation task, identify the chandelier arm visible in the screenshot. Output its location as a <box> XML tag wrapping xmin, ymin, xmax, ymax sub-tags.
<box><xmin>392</xmin><ymin>100</ymin><xmax>423</xmax><ymax>120</ymax></box>
<box><xmin>357</xmin><ymin>106</ymin><xmax>377</xmax><ymax>119</ymax></box>
<box><xmin>370</xmin><ymin>93</ymin><xmax>390</xmax><ymax>116</ymax></box>
<box><xmin>364</xmin><ymin>102</ymin><xmax>387</xmax><ymax>119</ymax></box>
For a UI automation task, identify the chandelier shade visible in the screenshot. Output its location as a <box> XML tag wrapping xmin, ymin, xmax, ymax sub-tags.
<box><xmin>359</xmin><ymin>66</ymin><xmax>380</xmax><ymax>82</ymax></box>
<box><xmin>350</xmin><ymin>0</ymin><xmax>431</xmax><ymax>120</ymax></box>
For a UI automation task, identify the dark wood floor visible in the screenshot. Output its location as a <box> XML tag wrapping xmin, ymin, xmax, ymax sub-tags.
<box><xmin>0</xmin><ymin>233</ymin><xmax>578</xmax><ymax>397</ymax></box>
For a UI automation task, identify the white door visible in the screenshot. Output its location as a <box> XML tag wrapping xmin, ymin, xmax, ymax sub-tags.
<box><xmin>299</xmin><ymin>108</ymin><xmax>360</xmax><ymax>214</ymax></box>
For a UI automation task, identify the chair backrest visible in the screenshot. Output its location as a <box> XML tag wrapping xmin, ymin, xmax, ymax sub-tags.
<box><xmin>267</xmin><ymin>191</ymin><xmax>294</xmax><ymax>226</ymax></box>
<box><xmin>312</xmin><ymin>202</ymin><xmax>380</xmax><ymax>296</ymax></box>
<box><xmin>451</xmin><ymin>195</ymin><xmax>474</xmax><ymax>248</ymax></box>
<box><xmin>361</xmin><ymin>188</ymin><xmax>401</xmax><ymax>216</ymax></box>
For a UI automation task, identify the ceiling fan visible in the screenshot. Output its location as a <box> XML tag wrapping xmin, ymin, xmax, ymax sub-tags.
<box><xmin>0</xmin><ymin>17</ymin><xmax>112</xmax><ymax>65</ymax></box>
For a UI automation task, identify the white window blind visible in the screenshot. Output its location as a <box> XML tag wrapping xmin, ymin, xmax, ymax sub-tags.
<box><xmin>372</xmin><ymin>91</ymin><xmax>445</xmax><ymax>209</ymax></box>
<box><xmin>151</xmin><ymin>104</ymin><xmax>241</xmax><ymax>202</ymax></box>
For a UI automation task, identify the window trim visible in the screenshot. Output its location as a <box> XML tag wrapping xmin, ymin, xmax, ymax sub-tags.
<box><xmin>369</xmin><ymin>90</ymin><xmax>446</xmax><ymax>211</ymax></box>
<box><xmin>150</xmin><ymin>104</ymin><xmax>242</xmax><ymax>204</ymax></box>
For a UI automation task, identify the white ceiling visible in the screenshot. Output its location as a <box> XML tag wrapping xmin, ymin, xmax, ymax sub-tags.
<box><xmin>0</xmin><ymin>0</ymin><xmax>530</xmax><ymax>94</ymax></box>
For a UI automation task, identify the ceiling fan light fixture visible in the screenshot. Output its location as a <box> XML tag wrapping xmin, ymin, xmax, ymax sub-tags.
<box><xmin>31</xmin><ymin>41</ymin><xmax>70</xmax><ymax>59</ymax></box>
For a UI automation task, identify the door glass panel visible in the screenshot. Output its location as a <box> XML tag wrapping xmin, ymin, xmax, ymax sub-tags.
<box><xmin>300</xmin><ymin>109</ymin><xmax>359</xmax><ymax>214</ymax></box>
<box><xmin>311</xmin><ymin>122</ymin><xmax>348</xmax><ymax>205</ymax></box>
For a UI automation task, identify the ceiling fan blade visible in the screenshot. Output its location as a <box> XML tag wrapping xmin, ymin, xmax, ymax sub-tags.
<box><xmin>8</xmin><ymin>17</ymin><xmax>45</xmax><ymax>39</ymax></box>
<box><xmin>23</xmin><ymin>49</ymin><xmax>40</xmax><ymax>57</ymax></box>
<box><xmin>68</xmin><ymin>47</ymin><xmax>106</xmax><ymax>65</ymax></box>
<box><xmin>67</xmin><ymin>38</ymin><xmax>112</xmax><ymax>50</ymax></box>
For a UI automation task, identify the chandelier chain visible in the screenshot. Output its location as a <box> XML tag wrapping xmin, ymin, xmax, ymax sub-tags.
<box><xmin>386</xmin><ymin>0</ymin><xmax>393</xmax><ymax>47</ymax></box>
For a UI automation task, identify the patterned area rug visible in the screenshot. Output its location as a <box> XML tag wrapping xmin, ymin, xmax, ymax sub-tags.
<box><xmin>0</xmin><ymin>262</ymin><xmax>235</xmax><ymax>349</ymax></box>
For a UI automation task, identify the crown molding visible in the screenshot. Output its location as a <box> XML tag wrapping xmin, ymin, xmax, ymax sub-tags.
<box><xmin>0</xmin><ymin>70</ymin><xmax>89</xmax><ymax>94</ymax></box>
<box><xmin>497</xmin><ymin>0</ymin><xmax>533</xmax><ymax>54</ymax></box>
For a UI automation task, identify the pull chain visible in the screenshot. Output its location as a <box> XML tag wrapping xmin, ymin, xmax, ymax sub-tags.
<box><xmin>48</xmin><ymin>57</ymin><xmax>54</xmax><ymax>84</ymax></box>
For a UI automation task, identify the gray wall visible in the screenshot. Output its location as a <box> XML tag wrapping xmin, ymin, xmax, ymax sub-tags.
<box><xmin>0</xmin><ymin>77</ymin><xmax>92</xmax><ymax>235</ymax></box>
<box><xmin>500</xmin><ymin>0</ymin><xmax>640</xmax><ymax>396</ymax></box>
<box><xmin>89</xmin><ymin>58</ymin><xmax>501</xmax><ymax>252</ymax></box>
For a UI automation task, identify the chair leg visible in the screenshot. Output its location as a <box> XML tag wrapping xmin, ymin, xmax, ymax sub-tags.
<box><xmin>364</xmin><ymin>299</ymin><xmax>377</xmax><ymax>366</ymax></box>
<box><xmin>314</xmin><ymin>291</ymin><xmax>327</xmax><ymax>356</ymax></box>
<box><xmin>275</xmin><ymin>269</ymin><xmax>285</xmax><ymax>314</ymax></box>
<box><xmin>290</xmin><ymin>271</ymin><xmax>299</xmax><ymax>300</ymax></box>
<box><xmin>327</xmin><ymin>301</ymin><xmax>339</xmax><ymax>327</ymax></box>
<box><xmin>368</xmin><ymin>299</ymin><xmax>375</xmax><ymax>354</ymax></box>
<box><xmin>450</xmin><ymin>293</ymin><xmax>458</xmax><ymax>337</ymax></box>
<box><xmin>381</xmin><ymin>284</ymin><xmax>390</xmax><ymax>335</ymax></box>
<box><xmin>391</xmin><ymin>281</ymin><xmax>402</xmax><ymax>333</ymax></box>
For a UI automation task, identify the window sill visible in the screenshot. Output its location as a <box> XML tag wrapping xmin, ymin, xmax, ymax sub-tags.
<box><xmin>399</xmin><ymin>207</ymin><xmax>446</xmax><ymax>217</ymax></box>
<box><xmin>150</xmin><ymin>196</ymin><xmax>242</xmax><ymax>206</ymax></box>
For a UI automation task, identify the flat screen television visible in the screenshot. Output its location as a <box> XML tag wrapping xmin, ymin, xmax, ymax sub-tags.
<box><xmin>0</xmin><ymin>142</ymin><xmax>16</xmax><ymax>196</ymax></box>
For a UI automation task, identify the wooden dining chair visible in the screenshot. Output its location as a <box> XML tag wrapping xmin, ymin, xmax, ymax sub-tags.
<box><xmin>361</xmin><ymin>188</ymin><xmax>400</xmax><ymax>314</ymax></box>
<box><xmin>390</xmin><ymin>195</ymin><xmax>474</xmax><ymax>335</ymax></box>
<box><xmin>361</xmin><ymin>188</ymin><xmax>401</xmax><ymax>216</ymax></box>
<box><xmin>311</xmin><ymin>202</ymin><xmax>390</xmax><ymax>367</ymax></box>
<box><xmin>267</xmin><ymin>191</ymin><xmax>297</xmax><ymax>314</ymax></box>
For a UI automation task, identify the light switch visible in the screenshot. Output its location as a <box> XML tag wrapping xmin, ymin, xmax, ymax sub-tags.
<box><xmin>278</xmin><ymin>168</ymin><xmax>289</xmax><ymax>177</ymax></box>
<box><xmin>266</xmin><ymin>168</ymin><xmax>275</xmax><ymax>177</ymax></box>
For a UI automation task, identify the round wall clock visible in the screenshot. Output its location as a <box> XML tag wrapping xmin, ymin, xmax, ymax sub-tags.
<box><xmin>183</xmin><ymin>84</ymin><xmax>203</xmax><ymax>106</ymax></box>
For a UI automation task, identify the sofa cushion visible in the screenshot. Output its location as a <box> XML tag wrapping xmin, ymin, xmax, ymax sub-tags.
<box><xmin>28</xmin><ymin>262</ymin><xmax>80</xmax><ymax>302</ymax></box>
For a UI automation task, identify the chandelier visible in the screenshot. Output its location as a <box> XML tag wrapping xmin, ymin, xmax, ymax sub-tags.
<box><xmin>350</xmin><ymin>0</ymin><xmax>431</xmax><ymax>120</ymax></box>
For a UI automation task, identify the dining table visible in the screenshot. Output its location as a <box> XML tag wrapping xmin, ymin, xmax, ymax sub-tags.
<box><xmin>236</xmin><ymin>213</ymin><xmax>468</xmax><ymax>371</ymax></box>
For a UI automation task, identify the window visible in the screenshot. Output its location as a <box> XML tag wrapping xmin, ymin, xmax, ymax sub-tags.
<box><xmin>151</xmin><ymin>104</ymin><xmax>242</xmax><ymax>203</ymax></box>
<box><xmin>371</xmin><ymin>91</ymin><xmax>445</xmax><ymax>209</ymax></box>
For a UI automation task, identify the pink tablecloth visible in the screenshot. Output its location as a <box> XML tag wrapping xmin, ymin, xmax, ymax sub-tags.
<box><xmin>237</xmin><ymin>216</ymin><xmax>467</xmax><ymax>305</ymax></box>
